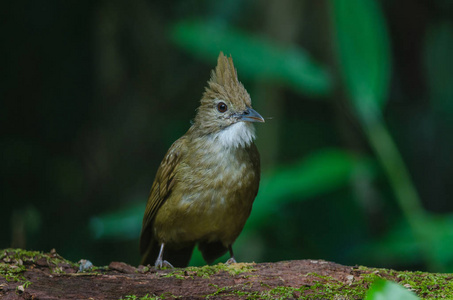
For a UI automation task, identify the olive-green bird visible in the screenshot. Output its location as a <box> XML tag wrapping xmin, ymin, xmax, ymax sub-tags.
<box><xmin>140</xmin><ymin>52</ymin><xmax>264</xmax><ymax>268</ymax></box>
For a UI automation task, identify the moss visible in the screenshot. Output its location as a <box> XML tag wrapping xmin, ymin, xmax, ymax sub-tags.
<box><xmin>1</xmin><ymin>248</ymin><xmax>77</xmax><ymax>269</ymax></box>
<box><xmin>203</xmin><ymin>268</ymin><xmax>388</xmax><ymax>299</ymax></box>
<box><xmin>0</xmin><ymin>248</ymin><xmax>81</xmax><ymax>291</ymax></box>
<box><xmin>362</xmin><ymin>268</ymin><xmax>453</xmax><ymax>298</ymax></box>
<box><xmin>0</xmin><ymin>248</ymin><xmax>43</xmax><ymax>285</ymax></box>
<box><xmin>206</xmin><ymin>279</ymin><xmax>342</xmax><ymax>299</ymax></box>
<box><xmin>396</xmin><ymin>271</ymin><xmax>453</xmax><ymax>297</ymax></box>
<box><xmin>165</xmin><ymin>262</ymin><xmax>256</xmax><ymax>279</ymax></box>
<box><xmin>259</xmin><ymin>286</ymin><xmax>297</xmax><ymax>299</ymax></box>
<box><xmin>120</xmin><ymin>294</ymin><xmax>171</xmax><ymax>300</ymax></box>
<box><xmin>327</xmin><ymin>267</ymin><xmax>450</xmax><ymax>299</ymax></box>
<box><xmin>206</xmin><ymin>270</ymin><xmax>369</xmax><ymax>299</ymax></box>
<box><xmin>348</xmin><ymin>266</ymin><xmax>453</xmax><ymax>299</ymax></box>
<box><xmin>163</xmin><ymin>270</ymin><xmax>188</xmax><ymax>280</ymax></box>
<box><xmin>206</xmin><ymin>282</ymin><xmax>260</xmax><ymax>299</ymax></box>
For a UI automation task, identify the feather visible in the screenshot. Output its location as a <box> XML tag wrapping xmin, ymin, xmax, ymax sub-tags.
<box><xmin>139</xmin><ymin>52</ymin><xmax>262</xmax><ymax>267</ymax></box>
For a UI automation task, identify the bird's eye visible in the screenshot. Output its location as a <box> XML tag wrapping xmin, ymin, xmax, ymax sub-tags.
<box><xmin>217</xmin><ymin>102</ymin><xmax>228</xmax><ymax>113</ymax></box>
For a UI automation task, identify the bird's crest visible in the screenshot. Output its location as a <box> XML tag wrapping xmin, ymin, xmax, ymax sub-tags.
<box><xmin>202</xmin><ymin>52</ymin><xmax>251</xmax><ymax>109</ymax></box>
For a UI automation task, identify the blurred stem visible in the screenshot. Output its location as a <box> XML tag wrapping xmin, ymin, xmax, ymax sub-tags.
<box><xmin>358</xmin><ymin>104</ymin><xmax>442</xmax><ymax>271</ymax></box>
<box><xmin>255</xmin><ymin>0</ymin><xmax>305</xmax><ymax>168</ymax></box>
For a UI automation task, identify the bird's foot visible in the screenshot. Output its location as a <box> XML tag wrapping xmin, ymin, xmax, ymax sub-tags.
<box><xmin>225</xmin><ymin>257</ymin><xmax>237</xmax><ymax>265</ymax></box>
<box><xmin>154</xmin><ymin>243</ymin><xmax>174</xmax><ymax>269</ymax></box>
<box><xmin>155</xmin><ymin>259</ymin><xmax>174</xmax><ymax>269</ymax></box>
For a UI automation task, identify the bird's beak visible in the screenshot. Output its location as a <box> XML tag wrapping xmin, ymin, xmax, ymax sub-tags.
<box><xmin>239</xmin><ymin>107</ymin><xmax>265</xmax><ymax>123</ymax></box>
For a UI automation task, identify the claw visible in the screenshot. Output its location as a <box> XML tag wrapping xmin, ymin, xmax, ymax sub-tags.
<box><xmin>155</xmin><ymin>259</ymin><xmax>174</xmax><ymax>269</ymax></box>
<box><xmin>225</xmin><ymin>257</ymin><xmax>237</xmax><ymax>265</ymax></box>
<box><xmin>225</xmin><ymin>245</ymin><xmax>237</xmax><ymax>265</ymax></box>
<box><xmin>154</xmin><ymin>243</ymin><xmax>174</xmax><ymax>269</ymax></box>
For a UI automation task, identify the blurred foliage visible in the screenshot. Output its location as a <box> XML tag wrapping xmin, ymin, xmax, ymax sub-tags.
<box><xmin>171</xmin><ymin>19</ymin><xmax>332</xmax><ymax>96</ymax></box>
<box><xmin>355</xmin><ymin>213</ymin><xmax>453</xmax><ymax>270</ymax></box>
<box><xmin>239</xmin><ymin>148</ymin><xmax>376</xmax><ymax>229</ymax></box>
<box><xmin>3</xmin><ymin>0</ymin><xmax>453</xmax><ymax>273</ymax></box>
<box><xmin>332</xmin><ymin>0</ymin><xmax>391</xmax><ymax>110</ymax></box>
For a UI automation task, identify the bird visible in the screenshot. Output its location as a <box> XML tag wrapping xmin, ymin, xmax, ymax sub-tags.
<box><xmin>139</xmin><ymin>52</ymin><xmax>264</xmax><ymax>268</ymax></box>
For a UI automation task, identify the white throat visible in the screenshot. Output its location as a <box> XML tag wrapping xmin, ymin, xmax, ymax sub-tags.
<box><xmin>212</xmin><ymin>122</ymin><xmax>256</xmax><ymax>148</ymax></box>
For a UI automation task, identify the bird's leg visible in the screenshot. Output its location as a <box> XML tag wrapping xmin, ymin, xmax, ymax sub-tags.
<box><xmin>154</xmin><ymin>243</ymin><xmax>174</xmax><ymax>269</ymax></box>
<box><xmin>225</xmin><ymin>245</ymin><xmax>237</xmax><ymax>264</ymax></box>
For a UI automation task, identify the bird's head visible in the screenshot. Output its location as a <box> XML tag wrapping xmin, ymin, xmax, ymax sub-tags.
<box><xmin>194</xmin><ymin>53</ymin><xmax>264</xmax><ymax>147</ymax></box>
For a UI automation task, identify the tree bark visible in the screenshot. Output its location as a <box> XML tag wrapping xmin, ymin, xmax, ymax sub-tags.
<box><xmin>0</xmin><ymin>249</ymin><xmax>451</xmax><ymax>299</ymax></box>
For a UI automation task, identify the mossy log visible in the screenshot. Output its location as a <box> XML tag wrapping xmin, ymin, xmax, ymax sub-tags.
<box><xmin>0</xmin><ymin>248</ymin><xmax>452</xmax><ymax>299</ymax></box>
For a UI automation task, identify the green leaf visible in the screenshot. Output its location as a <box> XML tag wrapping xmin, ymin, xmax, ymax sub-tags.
<box><xmin>170</xmin><ymin>19</ymin><xmax>332</xmax><ymax>96</ymax></box>
<box><xmin>331</xmin><ymin>0</ymin><xmax>391</xmax><ymax>112</ymax></box>
<box><xmin>248</xmin><ymin>148</ymin><xmax>376</xmax><ymax>228</ymax></box>
<box><xmin>365</xmin><ymin>279</ymin><xmax>420</xmax><ymax>300</ymax></box>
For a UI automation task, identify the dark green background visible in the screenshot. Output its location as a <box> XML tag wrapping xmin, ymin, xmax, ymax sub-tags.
<box><xmin>3</xmin><ymin>0</ymin><xmax>453</xmax><ymax>272</ymax></box>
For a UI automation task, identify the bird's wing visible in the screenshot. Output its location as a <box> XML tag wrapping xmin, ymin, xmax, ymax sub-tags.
<box><xmin>250</xmin><ymin>143</ymin><xmax>261</xmax><ymax>198</ymax></box>
<box><xmin>139</xmin><ymin>136</ymin><xmax>187</xmax><ymax>255</ymax></box>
